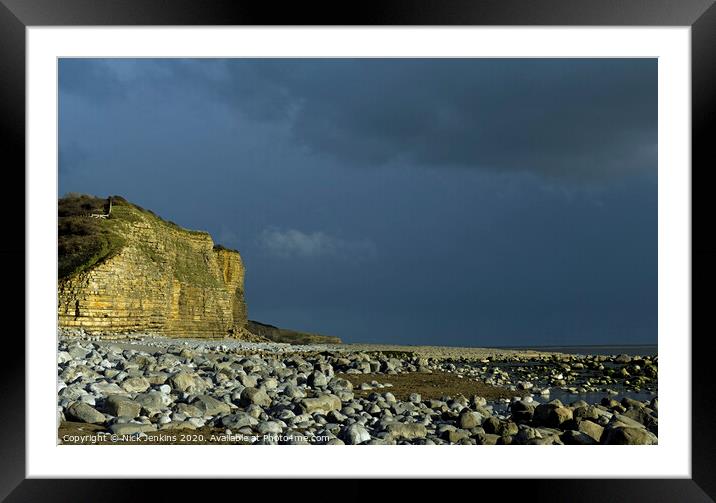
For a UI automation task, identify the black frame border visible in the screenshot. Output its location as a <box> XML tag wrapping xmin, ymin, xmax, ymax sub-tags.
<box><xmin>2</xmin><ymin>1</ymin><xmax>715</xmax><ymax>501</ymax></box>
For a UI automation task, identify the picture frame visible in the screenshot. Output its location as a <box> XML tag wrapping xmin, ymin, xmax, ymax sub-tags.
<box><xmin>2</xmin><ymin>0</ymin><xmax>714</xmax><ymax>499</ymax></box>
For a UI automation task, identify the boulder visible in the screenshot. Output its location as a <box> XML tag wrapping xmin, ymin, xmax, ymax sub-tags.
<box><xmin>240</xmin><ymin>387</ymin><xmax>272</xmax><ymax>408</ymax></box>
<box><xmin>120</xmin><ymin>376</ymin><xmax>151</xmax><ymax>393</ymax></box>
<box><xmin>385</xmin><ymin>422</ymin><xmax>428</xmax><ymax>440</ymax></box>
<box><xmin>445</xmin><ymin>429</ymin><xmax>471</xmax><ymax>443</ymax></box>
<box><xmin>221</xmin><ymin>412</ymin><xmax>259</xmax><ymax>429</ymax></box>
<box><xmin>66</xmin><ymin>402</ymin><xmax>106</xmax><ymax>424</ymax></box>
<box><xmin>342</xmin><ymin>423</ymin><xmax>371</xmax><ymax>444</ymax></box>
<box><xmin>573</xmin><ymin>405</ymin><xmax>600</xmax><ymax>422</ymax></box>
<box><xmin>308</xmin><ymin>371</ymin><xmax>328</xmax><ymax>388</ymax></box>
<box><xmin>134</xmin><ymin>391</ymin><xmax>168</xmax><ymax>415</ymax></box>
<box><xmin>281</xmin><ymin>384</ymin><xmax>306</xmax><ymax>399</ymax></box>
<box><xmin>622</xmin><ymin>407</ymin><xmax>658</xmax><ymax>433</ymax></box>
<box><xmin>601</xmin><ymin>425</ymin><xmax>658</xmax><ymax>445</ymax></box>
<box><xmin>174</xmin><ymin>403</ymin><xmax>204</xmax><ymax>418</ymax></box>
<box><xmin>476</xmin><ymin>433</ymin><xmax>500</xmax><ymax>445</ymax></box>
<box><xmin>90</xmin><ymin>382</ymin><xmax>127</xmax><ymax>396</ymax></box>
<box><xmin>561</xmin><ymin>430</ymin><xmax>598</xmax><ymax>445</ymax></box>
<box><xmin>67</xmin><ymin>345</ymin><xmax>91</xmax><ymax>360</ymax></box>
<box><xmin>300</xmin><ymin>395</ymin><xmax>342</xmax><ymax>414</ymax></box>
<box><xmin>328</xmin><ymin>377</ymin><xmax>353</xmax><ymax>392</ymax></box>
<box><xmin>169</xmin><ymin>371</ymin><xmax>205</xmax><ymax>394</ymax></box>
<box><xmin>192</xmin><ymin>395</ymin><xmax>231</xmax><ymax>416</ymax></box>
<box><xmin>578</xmin><ymin>420</ymin><xmax>604</xmax><ymax>442</ymax></box>
<box><xmin>105</xmin><ymin>395</ymin><xmax>142</xmax><ymax>418</ymax></box>
<box><xmin>458</xmin><ymin>410</ymin><xmax>483</xmax><ymax>429</ymax></box>
<box><xmin>534</xmin><ymin>401</ymin><xmax>573</xmax><ymax>428</ymax></box>
<box><xmin>510</xmin><ymin>400</ymin><xmax>535</xmax><ymax>423</ymax></box>
<box><xmin>612</xmin><ymin>414</ymin><xmax>649</xmax><ymax>429</ymax></box>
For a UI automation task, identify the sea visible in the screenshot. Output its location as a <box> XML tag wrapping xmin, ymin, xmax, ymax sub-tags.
<box><xmin>490</xmin><ymin>344</ymin><xmax>658</xmax><ymax>406</ymax></box>
<box><xmin>497</xmin><ymin>344</ymin><xmax>658</xmax><ymax>357</ymax></box>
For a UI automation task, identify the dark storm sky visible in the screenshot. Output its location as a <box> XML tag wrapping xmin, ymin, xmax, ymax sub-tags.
<box><xmin>58</xmin><ymin>58</ymin><xmax>657</xmax><ymax>347</ymax></box>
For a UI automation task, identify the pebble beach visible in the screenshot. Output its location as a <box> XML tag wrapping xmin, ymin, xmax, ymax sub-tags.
<box><xmin>57</xmin><ymin>329</ymin><xmax>658</xmax><ymax>445</ymax></box>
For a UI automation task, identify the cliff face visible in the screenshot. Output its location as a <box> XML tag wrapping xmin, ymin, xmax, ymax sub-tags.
<box><xmin>57</xmin><ymin>199</ymin><xmax>248</xmax><ymax>338</ymax></box>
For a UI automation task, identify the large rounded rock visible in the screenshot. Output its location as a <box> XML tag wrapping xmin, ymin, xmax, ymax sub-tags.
<box><xmin>385</xmin><ymin>422</ymin><xmax>428</xmax><ymax>440</ymax></box>
<box><xmin>66</xmin><ymin>402</ymin><xmax>106</xmax><ymax>424</ymax></box>
<box><xmin>612</xmin><ymin>413</ymin><xmax>650</xmax><ymax>429</ymax></box>
<box><xmin>482</xmin><ymin>416</ymin><xmax>501</xmax><ymax>434</ymax></box>
<box><xmin>534</xmin><ymin>401</ymin><xmax>573</xmax><ymax>428</ymax></box>
<box><xmin>134</xmin><ymin>391</ymin><xmax>169</xmax><ymax>415</ymax></box>
<box><xmin>120</xmin><ymin>376</ymin><xmax>151</xmax><ymax>393</ymax></box>
<box><xmin>510</xmin><ymin>400</ymin><xmax>535</xmax><ymax>423</ymax></box>
<box><xmin>602</xmin><ymin>425</ymin><xmax>658</xmax><ymax>445</ymax></box>
<box><xmin>578</xmin><ymin>419</ymin><xmax>604</xmax><ymax>442</ymax></box>
<box><xmin>193</xmin><ymin>395</ymin><xmax>231</xmax><ymax>416</ymax></box>
<box><xmin>483</xmin><ymin>417</ymin><xmax>517</xmax><ymax>436</ymax></box>
<box><xmin>105</xmin><ymin>395</ymin><xmax>142</xmax><ymax>418</ymax></box>
<box><xmin>221</xmin><ymin>412</ymin><xmax>259</xmax><ymax>429</ymax></box>
<box><xmin>342</xmin><ymin>423</ymin><xmax>371</xmax><ymax>444</ymax></box>
<box><xmin>261</xmin><ymin>377</ymin><xmax>279</xmax><ymax>391</ymax></box>
<box><xmin>561</xmin><ymin>430</ymin><xmax>598</xmax><ymax>445</ymax></box>
<box><xmin>90</xmin><ymin>382</ymin><xmax>127</xmax><ymax>396</ymax></box>
<box><xmin>328</xmin><ymin>377</ymin><xmax>353</xmax><ymax>392</ymax></box>
<box><xmin>308</xmin><ymin>371</ymin><xmax>328</xmax><ymax>388</ymax></box>
<box><xmin>238</xmin><ymin>374</ymin><xmax>258</xmax><ymax>388</ymax></box>
<box><xmin>573</xmin><ymin>405</ymin><xmax>600</xmax><ymax>422</ymax></box>
<box><xmin>169</xmin><ymin>371</ymin><xmax>205</xmax><ymax>394</ymax></box>
<box><xmin>621</xmin><ymin>407</ymin><xmax>658</xmax><ymax>433</ymax></box>
<box><xmin>446</xmin><ymin>429</ymin><xmax>471</xmax><ymax>443</ymax></box>
<box><xmin>300</xmin><ymin>394</ymin><xmax>342</xmax><ymax>414</ymax></box>
<box><xmin>174</xmin><ymin>402</ymin><xmax>203</xmax><ymax>418</ymax></box>
<box><xmin>621</xmin><ymin>397</ymin><xmax>646</xmax><ymax>409</ymax></box>
<box><xmin>240</xmin><ymin>387</ymin><xmax>272</xmax><ymax>407</ymax></box>
<box><xmin>67</xmin><ymin>345</ymin><xmax>91</xmax><ymax>360</ymax></box>
<box><xmin>281</xmin><ymin>384</ymin><xmax>306</xmax><ymax>399</ymax></box>
<box><xmin>458</xmin><ymin>410</ymin><xmax>483</xmax><ymax>429</ymax></box>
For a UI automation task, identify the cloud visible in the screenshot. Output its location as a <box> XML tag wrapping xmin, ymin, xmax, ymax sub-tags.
<box><xmin>289</xmin><ymin>59</ymin><xmax>656</xmax><ymax>181</ymax></box>
<box><xmin>58</xmin><ymin>58</ymin><xmax>657</xmax><ymax>183</ymax></box>
<box><xmin>258</xmin><ymin>227</ymin><xmax>377</xmax><ymax>260</ymax></box>
<box><xmin>184</xmin><ymin>59</ymin><xmax>657</xmax><ymax>181</ymax></box>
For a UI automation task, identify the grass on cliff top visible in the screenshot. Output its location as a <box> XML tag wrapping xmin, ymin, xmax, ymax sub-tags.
<box><xmin>110</xmin><ymin>195</ymin><xmax>209</xmax><ymax>236</ymax></box>
<box><xmin>213</xmin><ymin>243</ymin><xmax>240</xmax><ymax>254</ymax></box>
<box><xmin>58</xmin><ymin>194</ymin><xmax>125</xmax><ymax>279</ymax></box>
<box><xmin>58</xmin><ymin>193</ymin><xmax>216</xmax><ymax>280</ymax></box>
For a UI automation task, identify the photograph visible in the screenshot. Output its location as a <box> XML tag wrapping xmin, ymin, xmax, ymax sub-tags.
<box><xmin>56</xmin><ymin>57</ymin><xmax>659</xmax><ymax>446</ymax></box>
<box><xmin>2</xmin><ymin>0</ymin><xmax>709</xmax><ymax>495</ymax></box>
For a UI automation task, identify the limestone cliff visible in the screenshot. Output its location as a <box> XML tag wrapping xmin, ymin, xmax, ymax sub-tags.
<box><xmin>57</xmin><ymin>196</ymin><xmax>249</xmax><ymax>338</ymax></box>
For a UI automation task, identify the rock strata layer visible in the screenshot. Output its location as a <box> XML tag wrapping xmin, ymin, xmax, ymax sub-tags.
<box><xmin>58</xmin><ymin>200</ymin><xmax>248</xmax><ymax>338</ymax></box>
